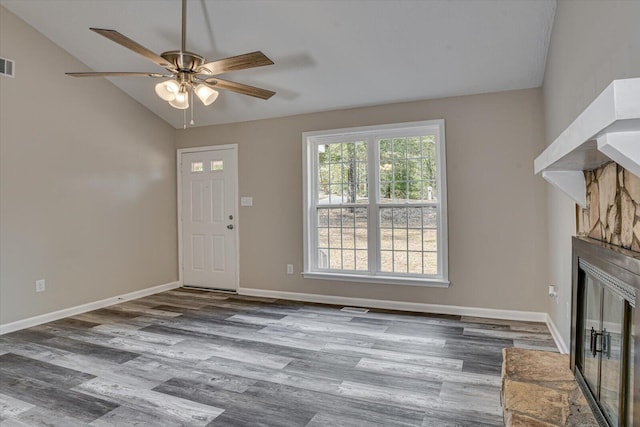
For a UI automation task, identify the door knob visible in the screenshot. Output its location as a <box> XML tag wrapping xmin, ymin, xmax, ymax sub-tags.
<box><xmin>227</xmin><ymin>224</ymin><xmax>234</xmax><ymax>230</ymax></box>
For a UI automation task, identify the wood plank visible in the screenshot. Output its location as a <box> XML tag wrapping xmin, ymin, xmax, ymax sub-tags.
<box><xmin>154</xmin><ymin>377</ymin><xmax>315</xmax><ymax>427</ymax></box>
<box><xmin>0</xmin><ymin>354</ymin><xmax>95</xmax><ymax>388</ymax></box>
<box><xmin>74</xmin><ymin>378</ymin><xmax>223</xmax><ymax>425</ymax></box>
<box><xmin>0</xmin><ymin>372</ymin><xmax>118</xmax><ymax>422</ymax></box>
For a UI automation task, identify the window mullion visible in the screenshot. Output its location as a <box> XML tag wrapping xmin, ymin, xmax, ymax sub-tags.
<box><xmin>367</xmin><ymin>135</ymin><xmax>379</xmax><ymax>274</ymax></box>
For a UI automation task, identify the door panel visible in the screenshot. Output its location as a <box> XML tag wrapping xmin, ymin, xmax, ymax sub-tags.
<box><xmin>211</xmin><ymin>179</ymin><xmax>225</xmax><ymax>222</ymax></box>
<box><xmin>191</xmin><ymin>235</ymin><xmax>205</xmax><ymax>270</ymax></box>
<box><xmin>212</xmin><ymin>236</ymin><xmax>225</xmax><ymax>271</ymax></box>
<box><xmin>191</xmin><ymin>181</ymin><xmax>204</xmax><ymax>222</ymax></box>
<box><xmin>181</xmin><ymin>148</ymin><xmax>237</xmax><ymax>290</ymax></box>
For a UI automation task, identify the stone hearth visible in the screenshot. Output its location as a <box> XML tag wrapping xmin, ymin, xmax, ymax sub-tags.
<box><xmin>501</xmin><ymin>348</ymin><xmax>597</xmax><ymax>426</ymax></box>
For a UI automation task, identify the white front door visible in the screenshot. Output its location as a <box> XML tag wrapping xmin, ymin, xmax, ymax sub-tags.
<box><xmin>180</xmin><ymin>147</ymin><xmax>237</xmax><ymax>290</ymax></box>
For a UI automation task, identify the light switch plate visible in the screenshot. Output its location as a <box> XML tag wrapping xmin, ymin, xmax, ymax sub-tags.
<box><xmin>241</xmin><ymin>197</ymin><xmax>253</xmax><ymax>206</ymax></box>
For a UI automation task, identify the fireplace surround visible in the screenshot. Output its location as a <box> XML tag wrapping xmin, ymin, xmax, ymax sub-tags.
<box><xmin>533</xmin><ymin>77</ymin><xmax>640</xmax><ymax>426</ymax></box>
<box><xmin>571</xmin><ymin>236</ymin><xmax>640</xmax><ymax>426</ymax></box>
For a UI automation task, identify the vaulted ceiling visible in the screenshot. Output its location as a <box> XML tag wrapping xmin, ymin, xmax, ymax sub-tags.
<box><xmin>1</xmin><ymin>0</ymin><xmax>556</xmax><ymax>128</ymax></box>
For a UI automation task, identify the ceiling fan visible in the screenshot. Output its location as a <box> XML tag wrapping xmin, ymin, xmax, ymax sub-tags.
<box><xmin>66</xmin><ymin>0</ymin><xmax>275</xmax><ymax>113</ymax></box>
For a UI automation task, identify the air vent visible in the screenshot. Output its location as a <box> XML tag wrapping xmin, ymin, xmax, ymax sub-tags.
<box><xmin>340</xmin><ymin>306</ymin><xmax>369</xmax><ymax>314</ymax></box>
<box><xmin>0</xmin><ymin>57</ymin><xmax>15</xmax><ymax>77</ymax></box>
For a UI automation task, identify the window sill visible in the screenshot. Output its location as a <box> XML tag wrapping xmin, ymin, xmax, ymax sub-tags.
<box><xmin>302</xmin><ymin>272</ymin><xmax>450</xmax><ymax>288</ymax></box>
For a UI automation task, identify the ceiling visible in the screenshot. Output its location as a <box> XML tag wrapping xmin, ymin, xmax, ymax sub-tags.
<box><xmin>1</xmin><ymin>0</ymin><xmax>556</xmax><ymax>129</ymax></box>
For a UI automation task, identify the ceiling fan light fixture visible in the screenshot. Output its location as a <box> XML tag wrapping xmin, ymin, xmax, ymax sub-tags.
<box><xmin>169</xmin><ymin>90</ymin><xmax>189</xmax><ymax>109</ymax></box>
<box><xmin>155</xmin><ymin>79</ymin><xmax>180</xmax><ymax>101</ymax></box>
<box><xmin>195</xmin><ymin>84</ymin><xmax>219</xmax><ymax>106</ymax></box>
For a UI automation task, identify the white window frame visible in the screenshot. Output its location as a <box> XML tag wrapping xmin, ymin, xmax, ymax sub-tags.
<box><xmin>302</xmin><ymin>120</ymin><xmax>449</xmax><ymax>287</ymax></box>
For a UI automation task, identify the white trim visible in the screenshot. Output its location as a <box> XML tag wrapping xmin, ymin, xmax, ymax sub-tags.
<box><xmin>546</xmin><ymin>313</ymin><xmax>569</xmax><ymax>354</ymax></box>
<box><xmin>437</xmin><ymin>121</ymin><xmax>449</xmax><ymax>282</ymax></box>
<box><xmin>177</xmin><ymin>144</ymin><xmax>239</xmax><ymax>154</ymax></box>
<box><xmin>540</xmin><ymin>170</ymin><xmax>587</xmax><ymax>208</ymax></box>
<box><xmin>303</xmin><ymin>120</ymin><xmax>445</xmax><ymax>140</ymax></box>
<box><xmin>0</xmin><ymin>281</ymin><xmax>180</xmax><ymax>335</ymax></box>
<box><xmin>237</xmin><ymin>287</ymin><xmax>547</xmax><ymax>322</ymax></box>
<box><xmin>177</xmin><ymin>152</ymin><xmax>183</xmax><ymax>285</ymax></box>
<box><xmin>534</xmin><ymin>78</ymin><xmax>640</xmax><ymax>174</ymax></box>
<box><xmin>302</xmin><ymin>137</ymin><xmax>312</xmax><ymax>278</ymax></box>
<box><xmin>534</xmin><ymin>79</ymin><xmax>640</xmax><ymax>206</ymax></box>
<box><xmin>302</xmin><ymin>271</ymin><xmax>449</xmax><ymax>287</ymax></box>
<box><xmin>177</xmin><ymin>144</ymin><xmax>240</xmax><ymax>291</ymax></box>
<box><xmin>597</xmin><ymin>131</ymin><xmax>640</xmax><ymax>178</ymax></box>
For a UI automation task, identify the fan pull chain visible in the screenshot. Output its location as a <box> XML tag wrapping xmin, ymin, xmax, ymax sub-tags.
<box><xmin>183</xmin><ymin>108</ymin><xmax>186</xmax><ymax>130</ymax></box>
<box><xmin>190</xmin><ymin>88</ymin><xmax>195</xmax><ymax>126</ymax></box>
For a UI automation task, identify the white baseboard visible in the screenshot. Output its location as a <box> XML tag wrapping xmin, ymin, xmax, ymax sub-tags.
<box><xmin>546</xmin><ymin>313</ymin><xmax>569</xmax><ymax>354</ymax></box>
<box><xmin>1</xmin><ymin>282</ymin><xmax>564</xmax><ymax>352</ymax></box>
<box><xmin>237</xmin><ymin>287</ymin><xmax>547</xmax><ymax>322</ymax></box>
<box><xmin>0</xmin><ymin>281</ymin><xmax>181</xmax><ymax>335</ymax></box>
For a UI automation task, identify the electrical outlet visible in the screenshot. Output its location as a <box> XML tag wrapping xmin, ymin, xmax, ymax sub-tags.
<box><xmin>35</xmin><ymin>279</ymin><xmax>46</xmax><ymax>293</ymax></box>
<box><xmin>287</xmin><ymin>264</ymin><xmax>294</xmax><ymax>274</ymax></box>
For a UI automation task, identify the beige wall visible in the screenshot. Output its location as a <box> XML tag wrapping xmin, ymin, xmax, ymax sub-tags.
<box><xmin>543</xmin><ymin>0</ymin><xmax>640</xmax><ymax>345</ymax></box>
<box><xmin>177</xmin><ymin>88</ymin><xmax>548</xmax><ymax>313</ymax></box>
<box><xmin>0</xmin><ymin>7</ymin><xmax>178</xmax><ymax>325</ymax></box>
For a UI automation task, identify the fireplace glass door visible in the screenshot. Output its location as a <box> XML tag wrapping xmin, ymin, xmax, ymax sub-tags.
<box><xmin>582</xmin><ymin>276</ymin><xmax>603</xmax><ymax>396</ymax></box>
<box><xmin>579</xmin><ymin>269</ymin><xmax>629</xmax><ymax>426</ymax></box>
<box><xmin>601</xmin><ymin>286</ymin><xmax>625</xmax><ymax>425</ymax></box>
<box><xmin>572</xmin><ymin>238</ymin><xmax>639</xmax><ymax>427</ymax></box>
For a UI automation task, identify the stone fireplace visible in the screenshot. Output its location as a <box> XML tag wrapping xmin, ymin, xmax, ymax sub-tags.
<box><xmin>570</xmin><ymin>160</ymin><xmax>640</xmax><ymax>426</ymax></box>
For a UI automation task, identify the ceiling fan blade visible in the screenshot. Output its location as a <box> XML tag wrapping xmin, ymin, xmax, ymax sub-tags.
<box><xmin>66</xmin><ymin>72</ymin><xmax>167</xmax><ymax>78</ymax></box>
<box><xmin>198</xmin><ymin>51</ymin><xmax>274</xmax><ymax>75</ymax></box>
<box><xmin>204</xmin><ymin>77</ymin><xmax>275</xmax><ymax>100</ymax></box>
<box><xmin>90</xmin><ymin>28</ymin><xmax>175</xmax><ymax>70</ymax></box>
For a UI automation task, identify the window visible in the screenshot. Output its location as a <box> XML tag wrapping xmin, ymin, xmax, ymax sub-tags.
<box><xmin>191</xmin><ymin>161</ymin><xmax>204</xmax><ymax>172</ymax></box>
<box><xmin>303</xmin><ymin>120</ymin><xmax>448</xmax><ymax>286</ymax></box>
<box><xmin>211</xmin><ymin>160</ymin><xmax>224</xmax><ymax>171</ymax></box>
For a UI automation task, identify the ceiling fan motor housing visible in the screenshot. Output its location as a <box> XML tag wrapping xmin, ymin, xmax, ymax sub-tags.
<box><xmin>161</xmin><ymin>50</ymin><xmax>205</xmax><ymax>73</ymax></box>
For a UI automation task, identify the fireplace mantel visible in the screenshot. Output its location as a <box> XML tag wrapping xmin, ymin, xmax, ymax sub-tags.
<box><xmin>534</xmin><ymin>78</ymin><xmax>640</xmax><ymax>208</ymax></box>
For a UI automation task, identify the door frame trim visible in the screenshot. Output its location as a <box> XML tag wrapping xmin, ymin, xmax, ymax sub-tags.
<box><xmin>177</xmin><ymin>144</ymin><xmax>239</xmax><ymax>290</ymax></box>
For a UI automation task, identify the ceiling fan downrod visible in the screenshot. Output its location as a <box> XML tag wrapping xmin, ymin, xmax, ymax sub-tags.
<box><xmin>181</xmin><ymin>0</ymin><xmax>187</xmax><ymax>53</ymax></box>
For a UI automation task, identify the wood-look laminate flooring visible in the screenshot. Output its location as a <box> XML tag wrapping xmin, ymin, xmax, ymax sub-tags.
<box><xmin>0</xmin><ymin>288</ymin><xmax>558</xmax><ymax>426</ymax></box>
